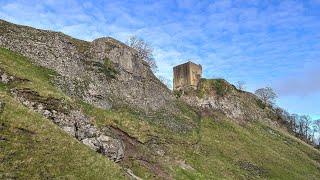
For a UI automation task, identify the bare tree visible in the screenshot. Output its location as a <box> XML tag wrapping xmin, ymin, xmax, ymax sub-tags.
<box><xmin>254</xmin><ymin>87</ymin><xmax>277</xmax><ymax>105</ymax></box>
<box><xmin>310</xmin><ymin>124</ymin><xmax>317</xmax><ymax>145</ymax></box>
<box><xmin>126</xmin><ymin>35</ymin><xmax>158</xmax><ymax>72</ymax></box>
<box><xmin>314</xmin><ymin>119</ymin><xmax>320</xmax><ymax>146</ymax></box>
<box><xmin>300</xmin><ymin>115</ymin><xmax>312</xmax><ymax>140</ymax></box>
<box><xmin>276</xmin><ymin>111</ymin><xmax>319</xmax><ymax>146</ymax></box>
<box><xmin>235</xmin><ymin>81</ymin><xmax>246</xmax><ymax>90</ymax></box>
<box><xmin>314</xmin><ymin>119</ymin><xmax>320</xmax><ymax>133</ymax></box>
<box><xmin>289</xmin><ymin>114</ymin><xmax>298</xmax><ymax>133</ymax></box>
<box><xmin>296</xmin><ymin>115</ymin><xmax>305</xmax><ymax>137</ymax></box>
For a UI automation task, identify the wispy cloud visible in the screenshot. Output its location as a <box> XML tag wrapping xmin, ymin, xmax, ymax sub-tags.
<box><xmin>275</xmin><ymin>64</ymin><xmax>320</xmax><ymax>96</ymax></box>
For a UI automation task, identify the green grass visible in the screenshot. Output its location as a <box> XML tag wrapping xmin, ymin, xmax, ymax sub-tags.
<box><xmin>0</xmin><ymin>91</ymin><xmax>124</xmax><ymax>179</ymax></box>
<box><xmin>84</xmin><ymin>58</ymin><xmax>118</xmax><ymax>79</ymax></box>
<box><xmin>103</xmin><ymin>57</ymin><xmax>118</xmax><ymax>78</ymax></box>
<box><xmin>197</xmin><ymin>78</ymin><xmax>233</xmax><ymax>98</ymax></box>
<box><xmin>169</xmin><ymin>116</ymin><xmax>320</xmax><ymax>179</ymax></box>
<box><xmin>0</xmin><ymin>47</ymin><xmax>67</xmax><ymax>99</ymax></box>
<box><xmin>77</xmin><ymin>99</ymin><xmax>200</xmax><ymax>143</ymax></box>
<box><xmin>78</xmin><ymin>101</ymin><xmax>156</xmax><ymax>143</ymax></box>
<box><xmin>0</xmin><ymin>47</ymin><xmax>125</xmax><ymax>179</ymax></box>
<box><xmin>80</xmin><ymin>98</ymin><xmax>320</xmax><ymax>179</ymax></box>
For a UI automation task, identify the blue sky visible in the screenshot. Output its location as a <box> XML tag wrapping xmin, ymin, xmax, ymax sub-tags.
<box><xmin>0</xmin><ymin>0</ymin><xmax>319</xmax><ymax>120</ymax></box>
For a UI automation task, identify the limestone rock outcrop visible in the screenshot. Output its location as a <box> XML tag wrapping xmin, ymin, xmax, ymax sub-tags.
<box><xmin>10</xmin><ymin>88</ymin><xmax>125</xmax><ymax>162</ymax></box>
<box><xmin>181</xmin><ymin>79</ymin><xmax>272</xmax><ymax>122</ymax></box>
<box><xmin>0</xmin><ymin>19</ymin><xmax>173</xmax><ymax>112</ymax></box>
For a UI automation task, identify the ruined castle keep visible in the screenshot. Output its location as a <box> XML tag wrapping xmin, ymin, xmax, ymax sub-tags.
<box><xmin>173</xmin><ymin>61</ymin><xmax>202</xmax><ymax>90</ymax></box>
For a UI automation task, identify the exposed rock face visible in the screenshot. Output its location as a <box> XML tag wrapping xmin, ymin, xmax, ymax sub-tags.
<box><xmin>182</xmin><ymin>94</ymin><xmax>266</xmax><ymax>121</ymax></box>
<box><xmin>10</xmin><ymin>88</ymin><xmax>125</xmax><ymax>162</ymax></box>
<box><xmin>181</xmin><ymin>79</ymin><xmax>270</xmax><ymax>122</ymax></box>
<box><xmin>0</xmin><ymin>19</ymin><xmax>173</xmax><ymax>111</ymax></box>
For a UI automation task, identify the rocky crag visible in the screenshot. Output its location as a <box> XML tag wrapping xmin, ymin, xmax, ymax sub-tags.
<box><xmin>180</xmin><ymin>79</ymin><xmax>278</xmax><ymax>124</ymax></box>
<box><xmin>0</xmin><ymin>19</ymin><xmax>173</xmax><ymax>111</ymax></box>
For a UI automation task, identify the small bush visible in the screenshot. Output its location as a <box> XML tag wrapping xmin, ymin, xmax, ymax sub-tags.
<box><xmin>87</xmin><ymin>58</ymin><xmax>118</xmax><ymax>78</ymax></box>
<box><xmin>213</xmin><ymin>80</ymin><xmax>228</xmax><ymax>96</ymax></box>
<box><xmin>174</xmin><ymin>90</ymin><xmax>183</xmax><ymax>98</ymax></box>
<box><xmin>256</xmin><ymin>98</ymin><xmax>266</xmax><ymax>109</ymax></box>
<box><xmin>197</xmin><ymin>79</ymin><xmax>231</xmax><ymax>97</ymax></box>
<box><xmin>103</xmin><ymin>58</ymin><xmax>118</xmax><ymax>78</ymax></box>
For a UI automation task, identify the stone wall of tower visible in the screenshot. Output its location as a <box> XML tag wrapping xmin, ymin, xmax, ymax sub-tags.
<box><xmin>173</xmin><ymin>61</ymin><xmax>202</xmax><ymax>91</ymax></box>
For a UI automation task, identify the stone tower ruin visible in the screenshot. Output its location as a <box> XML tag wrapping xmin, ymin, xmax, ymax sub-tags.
<box><xmin>173</xmin><ymin>61</ymin><xmax>202</xmax><ymax>91</ymax></box>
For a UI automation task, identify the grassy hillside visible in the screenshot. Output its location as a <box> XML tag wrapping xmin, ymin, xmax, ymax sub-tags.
<box><xmin>0</xmin><ymin>47</ymin><xmax>320</xmax><ymax>179</ymax></box>
<box><xmin>0</xmin><ymin>92</ymin><xmax>125</xmax><ymax>179</ymax></box>
<box><xmin>171</xmin><ymin>116</ymin><xmax>320</xmax><ymax>179</ymax></box>
<box><xmin>0</xmin><ymin>48</ymin><xmax>124</xmax><ymax>179</ymax></box>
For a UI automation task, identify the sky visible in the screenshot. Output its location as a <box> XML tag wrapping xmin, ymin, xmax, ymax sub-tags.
<box><xmin>0</xmin><ymin>0</ymin><xmax>319</xmax><ymax>120</ymax></box>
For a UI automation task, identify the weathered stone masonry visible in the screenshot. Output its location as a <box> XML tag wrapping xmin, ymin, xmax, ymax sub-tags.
<box><xmin>173</xmin><ymin>61</ymin><xmax>202</xmax><ymax>91</ymax></box>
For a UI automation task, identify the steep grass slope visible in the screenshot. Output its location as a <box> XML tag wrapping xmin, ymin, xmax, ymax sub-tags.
<box><xmin>0</xmin><ymin>48</ymin><xmax>124</xmax><ymax>179</ymax></box>
<box><xmin>0</xmin><ymin>46</ymin><xmax>320</xmax><ymax>179</ymax></box>
<box><xmin>172</xmin><ymin>116</ymin><xmax>320</xmax><ymax>179</ymax></box>
<box><xmin>0</xmin><ymin>92</ymin><xmax>125</xmax><ymax>179</ymax></box>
